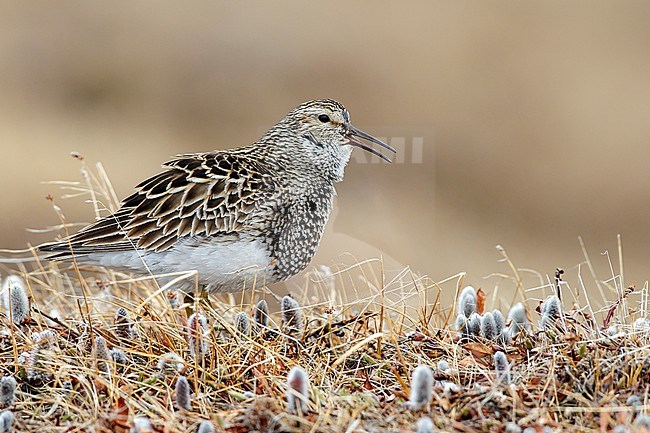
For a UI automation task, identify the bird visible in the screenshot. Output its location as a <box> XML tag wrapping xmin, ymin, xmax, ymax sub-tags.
<box><xmin>39</xmin><ymin>99</ymin><xmax>396</xmax><ymax>293</ymax></box>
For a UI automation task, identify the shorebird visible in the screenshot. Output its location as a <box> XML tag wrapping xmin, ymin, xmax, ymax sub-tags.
<box><xmin>40</xmin><ymin>99</ymin><xmax>395</xmax><ymax>293</ymax></box>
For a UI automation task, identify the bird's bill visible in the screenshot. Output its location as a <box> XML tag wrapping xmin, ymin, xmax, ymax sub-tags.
<box><xmin>346</xmin><ymin>125</ymin><xmax>396</xmax><ymax>163</ymax></box>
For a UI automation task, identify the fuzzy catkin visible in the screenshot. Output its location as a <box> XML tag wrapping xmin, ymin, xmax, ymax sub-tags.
<box><xmin>416</xmin><ymin>416</ymin><xmax>434</xmax><ymax>433</ymax></box>
<box><xmin>455</xmin><ymin>313</ymin><xmax>468</xmax><ymax>336</ymax></box>
<box><xmin>167</xmin><ymin>289</ymin><xmax>181</xmax><ymax>310</ymax></box>
<box><xmin>157</xmin><ymin>352</ymin><xmax>184</xmax><ymax>376</ymax></box>
<box><xmin>492</xmin><ymin>309</ymin><xmax>505</xmax><ymax>335</ymax></box>
<box><xmin>494</xmin><ymin>351</ymin><xmax>511</xmax><ymax>384</ymax></box>
<box><xmin>0</xmin><ymin>377</ymin><xmax>17</xmax><ymax>407</ymax></box>
<box><xmin>0</xmin><ymin>410</ymin><xmax>14</xmax><ymax>433</ymax></box>
<box><xmin>1</xmin><ymin>276</ymin><xmax>23</xmax><ymax>308</ymax></box>
<box><xmin>468</xmin><ymin>313</ymin><xmax>482</xmax><ymax>337</ymax></box>
<box><xmin>286</xmin><ymin>366</ymin><xmax>310</xmax><ymax>414</ymax></box>
<box><xmin>187</xmin><ymin>312</ymin><xmax>210</xmax><ymax>359</ymax></box>
<box><xmin>281</xmin><ymin>296</ymin><xmax>304</xmax><ymax>334</ymax></box>
<box><xmin>131</xmin><ymin>416</ymin><xmax>152</xmax><ymax>433</ymax></box>
<box><xmin>25</xmin><ymin>330</ymin><xmax>57</xmax><ymax>382</ymax></box>
<box><xmin>408</xmin><ymin>365</ymin><xmax>433</xmax><ymax>410</ymax></box>
<box><xmin>441</xmin><ymin>381</ymin><xmax>460</xmax><ymax>395</ymax></box>
<box><xmin>627</xmin><ymin>394</ymin><xmax>642</xmax><ymax>407</ymax></box>
<box><xmin>541</xmin><ymin>295</ymin><xmax>562</xmax><ymax>317</ymax></box>
<box><xmin>32</xmin><ymin>330</ymin><xmax>56</xmax><ymax>348</ymax></box>
<box><xmin>254</xmin><ymin>299</ymin><xmax>269</xmax><ymax>328</ymax></box>
<box><xmin>507</xmin><ymin>302</ymin><xmax>530</xmax><ymax>339</ymax></box>
<box><xmin>2</xmin><ymin>276</ymin><xmax>29</xmax><ymax>325</ymax></box>
<box><xmin>114</xmin><ymin>307</ymin><xmax>136</xmax><ymax>340</ymax></box>
<box><xmin>481</xmin><ymin>312</ymin><xmax>497</xmax><ymax>340</ymax></box>
<box><xmin>234</xmin><ymin>312</ymin><xmax>251</xmax><ymax>337</ymax></box>
<box><xmin>109</xmin><ymin>348</ymin><xmax>127</xmax><ymax>367</ymax></box>
<box><xmin>175</xmin><ymin>376</ymin><xmax>191</xmax><ymax>410</ymax></box>
<box><xmin>612</xmin><ymin>425</ymin><xmax>630</xmax><ymax>433</ymax></box>
<box><xmin>505</xmin><ymin>423</ymin><xmax>522</xmax><ymax>433</ymax></box>
<box><xmin>633</xmin><ymin>318</ymin><xmax>650</xmax><ymax>333</ymax></box>
<box><xmin>540</xmin><ymin>295</ymin><xmax>562</xmax><ymax>330</ymax></box>
<box><xmin>197</xmin><ymin>421</ymin><xmax>215</xmax><ymax>433</ymax></box>
<box><xmin>626</xmin><ymin>394</ymin><xmax>642</xmax><ymax>418</ymax></box>
<box><xmin>635</xmin><ymin>415</ymin><xmax>650</xmax><ymax>430</ymax></box>
<box><xmin>437</xmin><ymin>359</ymin><xmax>451</xmax><ymax>374</ymax></box>
<box><xmin>458</xmin><ymin>286</ymin><xmax>478</xmax><ymax>318</ymax></box>
<box><xmin>93</xmin><ymin>336</ymin><xmax>110</xmax><ymax>374</ymax></box>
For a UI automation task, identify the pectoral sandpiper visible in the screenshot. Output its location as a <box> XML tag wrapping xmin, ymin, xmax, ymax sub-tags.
<box><xmin>40</xmin><ymin>99</ymin><xmax>395</xmax><ymax>293</ymax></box>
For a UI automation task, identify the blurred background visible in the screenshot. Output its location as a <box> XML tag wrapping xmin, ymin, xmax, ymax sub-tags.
<box><xmin>0</xmin><ymin>2</ymin><xmax>648</xmax><ymax>303</ymax></box>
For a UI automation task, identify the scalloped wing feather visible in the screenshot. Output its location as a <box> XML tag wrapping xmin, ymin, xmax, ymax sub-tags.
<box><xmin>40</xmin><ymin>152</ymin><xmax>277</xmax><ymax>258</ymax></box>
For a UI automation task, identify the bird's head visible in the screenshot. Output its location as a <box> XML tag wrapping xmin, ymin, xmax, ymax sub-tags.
<box><xmin>269</xmin><ymin>99</ymin><xmax>395</xmax><ymax>181</ymax></box>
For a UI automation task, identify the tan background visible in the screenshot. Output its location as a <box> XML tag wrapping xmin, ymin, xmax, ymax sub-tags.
<box><xmin>0</xmin><ymin>2</ymin><xmax>648</xmax><ymax>302</ymax></box>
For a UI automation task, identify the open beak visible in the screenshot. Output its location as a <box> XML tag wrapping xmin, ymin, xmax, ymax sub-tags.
<box><xmin>346</xmin><ymin>124</ymin><xmax>396</xmax><ymax>163</ymax></box>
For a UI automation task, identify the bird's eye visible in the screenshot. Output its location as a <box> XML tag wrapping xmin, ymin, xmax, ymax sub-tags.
<box><xmin>318</xmin><ymin>114</ymin><xmax>331</xmax><ymax>123</ymax></box>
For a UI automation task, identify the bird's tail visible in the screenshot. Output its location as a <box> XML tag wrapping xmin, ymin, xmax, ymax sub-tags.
<box><xmin>0</xmin><ymin>247</ymin><xmax>48</xmax><ymax>263</ymax></box>
<box><xmin>0</xmin><ymin>256</ymin><xmax>45</xmax><ymax>263</ymax></box>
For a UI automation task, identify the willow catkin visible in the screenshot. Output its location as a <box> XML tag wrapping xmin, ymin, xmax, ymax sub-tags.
<box><xmin>468</xmin><ymin>313</ymin><xmax>482</xmax><ymax>337</ymax></box>
<box><xmin>458</xmin><ymin>286</ymin><xmax>477</xmax><ymax>318</ymax></box>
<box><xmin>481</xmin><ymin>312</ymin><xmax>497</xmax><ymax>341</ymax></box>
<box><xmin>93</xmin><ymin>336</ymin><xmax>110</xmax><ymax>374</ymax></box>
<box><xmin>234</xmin><ymin>312</ymin><xmax>251</xmax><ymax>337</ymax></box>
<box><xmin>175</xmin><ymin>375</ymin><xmax>191</xmax><ymax>410</ymax></box>
<box><xmin>0</xmin><ymin>410</ymin><xmax>14</xmax><ymax>433</ymax></box>
<box><xmin>505</xmin><ymin>422</ymin><xmax>522</xmax><ymax>433</ymax></box>
<box><xmin>507</xmin><ymin>302</ymin><xmax>530</xmax><ymax>340</ymax></box>
<box><xmin>187</xmin><ymin>312</ymin><xmax>210</xmax><ymax>359</ymax></box>
<box><xmin>627</xmin><ymin>395</ymin><xmax>642</xmax><ymax>416</ymax></box>
<box><xmin>130</xmin><ymin>416</ymin><xmax>152</xmax><ymax>433</ymax></box>
<box><xmin>197</xmin><ymin>421</ymin><xmax>215</xmax><ymax>433</ymax></box>
<box><xmin>157</xmin><ymin>352</ymin><xmax>184</xmax><ymax>376</ymax></box>
<box><xmin>540</xmin><ymin>295</ymin><xmax>562</xmax><ymax>330</ymax></box>
<box><xmin>286</xmin><ymin>366</ymin><xmax>310</xmax><ymax>414</ymax></box>
<box><xmin>281</xmin><ymin>296</ymin><xmax>304</xmax><ymax>334</ymax></box>
<box><xmin>635</xmin><ymin>415</ymin><xmax>650</xmax><ymax>431</ymax></box>
<box><xmin>253</xmin><ymin>299</ymin><xmax>269</xmax><ymax>328</ymax></box>
<box><xmin>114</xmin><ymin>307</ymin><xmax>137</xmax><ymax>340</ymax></box>
<box><xmin>492</xmin><ymin>309</ymin><xmax>505</xmax><ymax>336</ymax></box>
<box><xmin>416</xmin><ymin>416</ymin><xmax>434</xmax><ymax>433</ymax></box>
<box><xmin>494</xmin><ymin>351</ymin><xmax>511</xmax><ymax>384</ymax></box>
<box><xmin>408</xmin><ymin>365</ymin><xmax>433</xmax><ymax>410</ymax></box>
<box><xmin>2</xmin><ymin>276</ymin><xmax>29</xmax><ymax>325</ymax></box>
<box><xmin>455</xmin><ymin>313</ymin><xmax>468</xmax><ymax>337</ymax></box>
<box><xmin>437</xmin><ymin>359</ymin><xmax>451</xmax><ymax>374</ymax></box>
<box><xmin>109</xmin><ymin>348</ymin><xmax>127</xmax><ymax>368</ymax></box>
<box><xmin>26</xmin><ymin>330</ymin><xmax>57</xmax><ymax>381</ymax></box>
<box><xmin>0</xmin><ymin>377</ymin><xmax>17</xmax><ymax>407</ymax></box>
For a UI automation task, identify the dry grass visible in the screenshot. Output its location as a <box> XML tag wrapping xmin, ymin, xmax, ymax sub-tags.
<box><xmin>0</xmin><ymin>159</ymin><xmax>649</xmax><ymax>433</ymax></box>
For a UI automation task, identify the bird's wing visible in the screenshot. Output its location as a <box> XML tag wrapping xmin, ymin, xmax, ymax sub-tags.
<box><xmin>40</xmin><ymin>151</ymin><xmax>278</xmax><ymax>258</ymax></box>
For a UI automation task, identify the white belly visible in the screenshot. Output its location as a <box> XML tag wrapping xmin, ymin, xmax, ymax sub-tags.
<box><xmin>85</xmin><ymin>238</ymin><xmax>273</xmax><ymax>293</ymax></box>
